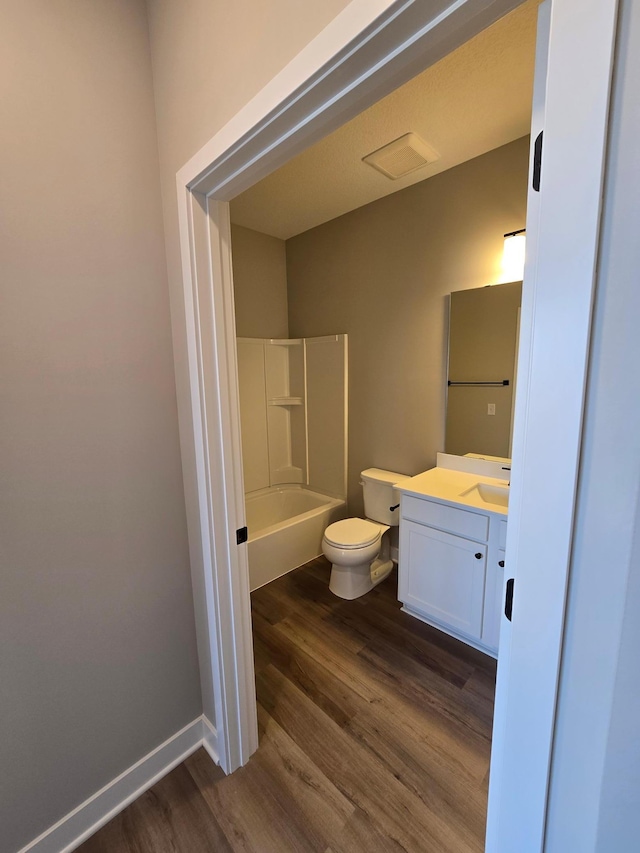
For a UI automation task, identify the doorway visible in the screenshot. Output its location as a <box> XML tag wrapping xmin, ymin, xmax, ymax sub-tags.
<box><xmin>175</xmin><ymin>0</ymin><xmax>617</xmax><ymax>849</ymax></box>
<box><xmin>228</xmin><ymin>15</ymin><xmax>535</xmax><ymax>836</ymax></box>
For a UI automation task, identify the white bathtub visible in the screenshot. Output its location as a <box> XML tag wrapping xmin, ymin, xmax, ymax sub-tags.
<box><xmin>245</xmin><ymin>485</ymin><xmax>346</xmax><ymax>591</ymax></box>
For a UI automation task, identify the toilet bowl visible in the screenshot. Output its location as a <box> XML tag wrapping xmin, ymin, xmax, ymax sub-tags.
<box><xmin>322</xmin><ymin>468</ymin><xmax>405</xmax><ymax>600</ymax></box>
<box><xmin>323</xmin><ymin>518</ymin><xmax>392</xmax><ymax>599</ymax></box>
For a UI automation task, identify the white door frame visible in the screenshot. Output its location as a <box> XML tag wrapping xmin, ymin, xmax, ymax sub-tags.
<box><xmin>173</xmin><ymin>0</ymin><xmax>618</xmax><ymax>847</ymax></box>
<box><xmin>487</xmin><ymin>1</ymin><xmax>618</xmax><ymax>848</ymax></box>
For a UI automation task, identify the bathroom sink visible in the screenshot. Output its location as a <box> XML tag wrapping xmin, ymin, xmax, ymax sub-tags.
<box><xmin>460</xmin><ymin>481</ymin><xmax>509</xmax><ymax>508</ymax></box>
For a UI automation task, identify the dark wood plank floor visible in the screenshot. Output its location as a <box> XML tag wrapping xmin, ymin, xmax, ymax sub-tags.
<box><xmin>79</xmin><ymin>558</ymin><xmax>496</xmax><ymax>852</ymax></box>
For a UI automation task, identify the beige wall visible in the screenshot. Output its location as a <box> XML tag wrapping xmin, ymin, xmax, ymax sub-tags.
<box><xmin>287</xmin><ymin>138</ymin><xmax>529</xmax><ymax>514</ymax></box>
<box><xmin>232</xmin><ymin>225</ymin><xmax>289</xmax><ymax>338</ymax></box>
<box><xmin>0</xmin><ymin>3</ymin><xmax>201</xmax><ymax>850</ymax></box>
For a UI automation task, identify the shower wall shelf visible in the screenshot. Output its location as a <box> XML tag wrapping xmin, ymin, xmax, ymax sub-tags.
<box><xmin>236</xmin><ymin>334</ymin><xmax>348</xmax><ymax>497</ymax></box>
<box><xmin>268</xmin><ymin>396</ymin><xmax>304</xmax><ymax>406</ymax></box>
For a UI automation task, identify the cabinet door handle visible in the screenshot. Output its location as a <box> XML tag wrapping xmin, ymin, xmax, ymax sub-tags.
<box><xmin>475</xmin><ymin>552</ymin><xmax>482</xmax><ymax>560</ymax></box>
<box><xmin>498</xmin><ymin>560</ymin><xmax>505</xmax><ymax>568</ymax></box>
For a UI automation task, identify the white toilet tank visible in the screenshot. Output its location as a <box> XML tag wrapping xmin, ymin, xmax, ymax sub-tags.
<box><xmin>360</xmin><ymin>468</ymin><xmax>406</xmax><ymax>526</ymax></box>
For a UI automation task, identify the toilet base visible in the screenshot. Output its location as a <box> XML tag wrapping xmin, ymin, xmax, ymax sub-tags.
<box><xmin>329</xmin><ymin>557</ymin><xmax>394</xmax><ymax>600</ymax></box>
<box><xmin>371</xmin><ymin>557</ymin><xmax>394</xmax><ymax>585</ymax></box>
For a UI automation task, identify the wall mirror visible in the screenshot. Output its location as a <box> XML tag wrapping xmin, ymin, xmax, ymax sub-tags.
<box><xmin>445</xmin><ymin>281</ymin><xmax>522</xmax><ymax>459</ymax></box>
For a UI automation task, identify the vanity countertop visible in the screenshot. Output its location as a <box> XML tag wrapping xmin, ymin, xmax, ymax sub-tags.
<box><xmin>397</xmin><ymin>466</ymin><xmax>509</xmax><ymax>516</ymax></box>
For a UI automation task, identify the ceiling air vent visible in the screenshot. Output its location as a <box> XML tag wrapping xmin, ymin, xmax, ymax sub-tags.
<box><xmin>362</xmin><ymin>132</ymin><xmax>440</xmax><ymax>180</ymax></box>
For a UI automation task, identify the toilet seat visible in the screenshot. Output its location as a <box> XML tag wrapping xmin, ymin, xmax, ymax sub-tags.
<box><xmin>324</xmin><ymin>518</ymin><xmax>382</xmax><ymax>549</ymax></box>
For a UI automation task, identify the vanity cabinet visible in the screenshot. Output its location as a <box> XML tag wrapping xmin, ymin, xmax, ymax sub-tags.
<box><xmin>398</xmin><ymin>493</ymin><xmax>507</xmax><ymax>657</ymax></box>
<box><xmin>401</xmin><ymin>521</ymin><xmax>487</xmax><ymax>638</ymax></box>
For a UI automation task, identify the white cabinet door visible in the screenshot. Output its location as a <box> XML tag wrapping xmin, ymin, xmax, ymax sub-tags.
<box><xmin>400</xmin><ymin>521</ymin><xmax>487</xmax><ymax>639</ymax></box>
<box><xmin>483</xmin><ymin>548</ymin><xmax>506</xmax><ymax>651</ymax></box>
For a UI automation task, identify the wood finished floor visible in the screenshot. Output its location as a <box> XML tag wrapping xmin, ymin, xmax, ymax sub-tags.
<box><xmin>79</xmin><ymin>558</ymin><xmax>496</xmax><ymax>852</ymax></box>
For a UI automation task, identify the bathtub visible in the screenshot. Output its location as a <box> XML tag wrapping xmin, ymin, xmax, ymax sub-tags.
<box><xmin>245</xmin><ymin>485</ymin><xmax>346</xmax><ymax>591</ymax></box>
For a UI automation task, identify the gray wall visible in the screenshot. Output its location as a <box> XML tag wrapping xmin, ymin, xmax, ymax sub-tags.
<box><xmin>287</xmin><ymin>138</ymin><xmax>529</xmax><ymax>514</ymax></box>
<box><xmin>232</xmin><ymin>225</ymin><xmax>289</xmax><ymax>338</ymax></box>
<box><xmin>545</xmin><ymin>1</ymin><xmax>640</xmax><ymax>849</ymax></box>
<box><xmin>0</xmin><ymin>3</ymin><xmax>201</xmax><ymax>850</ymax></box>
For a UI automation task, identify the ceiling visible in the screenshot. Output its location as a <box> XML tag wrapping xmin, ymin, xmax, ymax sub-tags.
<box><xmin>230</xmin><ymin>0</ymin><xmax>540</xmax><ymax>241</ymax></box>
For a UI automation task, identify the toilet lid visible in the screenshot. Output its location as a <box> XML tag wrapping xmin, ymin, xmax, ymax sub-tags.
<box><xmin>324</xmin><ymin>518</ymin><xmax>382</xmax><ymax>549</ymax></box>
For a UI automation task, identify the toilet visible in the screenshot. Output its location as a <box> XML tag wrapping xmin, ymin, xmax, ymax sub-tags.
<box><xmin>322</xmin><ymin>468</ymin><xmax>405</xmax><ymax>600</ymax></box>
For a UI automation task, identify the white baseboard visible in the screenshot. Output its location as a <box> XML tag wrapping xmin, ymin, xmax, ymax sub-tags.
<box><xmin>19</xmin><ymin>716</ymin><xmax>219</xmax><ymax>853</ymax></box>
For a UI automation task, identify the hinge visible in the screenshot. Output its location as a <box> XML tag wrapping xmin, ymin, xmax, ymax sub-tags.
<box><xmin>533</xmin><ymin>131</ymin><xmax>543</xmax><ymax>191</ymax></box>
<box><xmin>505</xmin><ymin>578</ymin><xmax>515</xmax><ymax>621</ymax></box>
<box><xmin>236</xmin><ymin>526</ymin><xmax>248</xmax><ymax>545</ymax></box>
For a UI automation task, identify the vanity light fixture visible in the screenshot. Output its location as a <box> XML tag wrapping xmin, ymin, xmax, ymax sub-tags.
<box><xmin>500</xmin><ymin>228</ymin><xmax>526</xmax><ymax>283</ymax></box>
